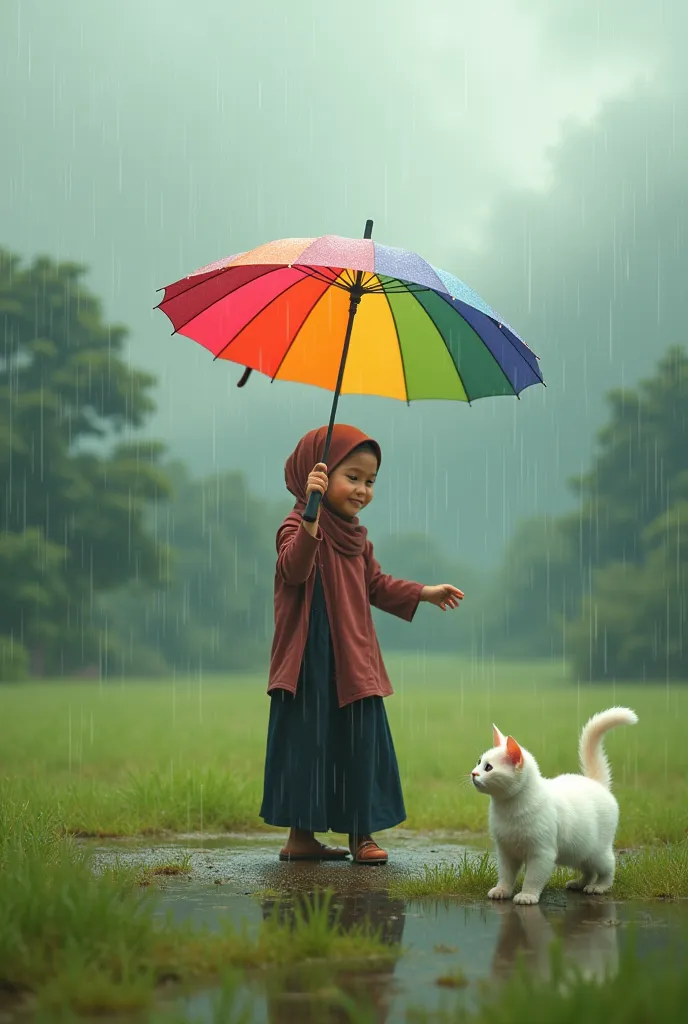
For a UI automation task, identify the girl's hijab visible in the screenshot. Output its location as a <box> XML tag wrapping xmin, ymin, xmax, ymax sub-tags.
<box><xmin>284</xmin><ymin>424</ymin><xmax>381</xmax><ymax>556</ymax></box>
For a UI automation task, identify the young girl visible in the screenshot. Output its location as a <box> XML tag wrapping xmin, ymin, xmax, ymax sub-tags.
<box><xmin>260</xmin><ymin>424</ymin><xmax>463</xmax><ymax>864</ymax></box>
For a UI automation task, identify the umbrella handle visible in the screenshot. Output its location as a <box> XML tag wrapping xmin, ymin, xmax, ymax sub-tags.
<box><xmin>303</xmin><ymin>431</ymin><xmax>331</xmax><ymax>522</ymax></box>
<box><xmin>302</xmin><ymin>489</ymin><xmax>322</xmax><ymax>523</ymax></box>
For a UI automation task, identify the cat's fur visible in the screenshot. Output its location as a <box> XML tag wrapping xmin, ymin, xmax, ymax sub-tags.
<box><xmin>471</xmin><ymin>707</ymin><xmax>638</xmax><ymax>905</ymax></box>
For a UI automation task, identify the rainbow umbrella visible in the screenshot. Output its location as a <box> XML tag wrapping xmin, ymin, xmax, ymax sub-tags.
<box><xmin>157</xmin><ymin>220</ymin><xmax>544</xmax><ymax>521</ymax></box>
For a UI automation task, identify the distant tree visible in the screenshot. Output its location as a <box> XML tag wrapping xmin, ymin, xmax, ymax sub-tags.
<box><xmin>479</xmin><ymin>516</ymin><xmax>585</xmax><ymax>659</ymax></box>
<box><xmin>102</xmin><ymin>465</ymin><xmax>285</xmax><ymax>675</ymax></box>
<box><xmin>565</xmin><ymin>348</ymin><xmax>688</xmax><ymax>679</ymax></box>
<box><xmin>0</xmin><ymin>528</ymin><xmax>68</xmax><ymax>670</ymax></box>
<box><xmin>0</xmin><ymin>248</ymin><xmax>170</xmax><ymax>673</ymax></box>
<box><xmin>566</xmin><ymin>489</ymin><xmax>688</xmax><ymax>681</ymax></box>
<box><xmin>567</xmin><ymin>346</ymin><xmax>688</xmax><ymax>568</ymax></box>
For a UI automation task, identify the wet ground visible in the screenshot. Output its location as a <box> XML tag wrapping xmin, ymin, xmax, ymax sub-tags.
<box><xmin>88</xmin><ymin>833</ymin><xmax>688</xmax><ymax>1023</ymax></box>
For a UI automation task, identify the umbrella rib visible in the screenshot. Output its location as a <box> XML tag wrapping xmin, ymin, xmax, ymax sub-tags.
<box><xmin>212</xmin><ymin>273</ymin><xmax>316</xmax><ymax>363</ymax></box>
<box><xmin>295</xmin><ymin>266</ymin><xmax>350</xmax><ymax>291</ymax></box>
<box><xmin>495</xmin><ymin>323</ymin><xmax>545</xmax><ymax>384</ymax></box>
<box><xmin>382</xmin><ymin>286</ymin><xmax>410</xmax><ymax>406</ymax></box>
<box><xmin>433</xmin><ymin>290</ymin><xmax>525</xmax><ymax>398</ymax></box>
<box><xmin>268</xmin><ymin>281</ymin><xmax>337</xmax><ymax>384</ymax></box>
<box><xmin>294</xmin><ymin>265</ymin><xmax>339</xmax><ymax>283</ymax></box>
<box><xmin>370</xmin><ymin>279</ymin><xmax>430</xmax><ymax>295</ymax></box>
<box><xmin>158</xmin><ymin>261</ymin><xmax>263</xmax><ymax>304</ymax></box>
<box><xmin>458</xmin><ymin>297</ymin><xmax>545</xmax><ymax>388</ymax></box>
<box><xmin>397</xmin><ymin>280</ymin><xmax>474</xmax><ymax>403</ymax></box>
<box><xmin>166</xmin><ymin>266</ymin><xmax>284</xmax><ymax>335</ymax></box>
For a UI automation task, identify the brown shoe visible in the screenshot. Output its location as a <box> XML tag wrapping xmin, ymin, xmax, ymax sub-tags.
<box><xmin>279</xmin><ymin>840</ymin><xmax>350</xmax><ymax>862</ymax></box>
<box><xmin>350</xmin><ymin>836</ymin><xmax>388</xmax><ymax>865</ymax></box>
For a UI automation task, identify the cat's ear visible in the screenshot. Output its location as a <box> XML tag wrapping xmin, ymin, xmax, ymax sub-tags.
<box><xmin>505</xmin><ymin>735</ymin><xmax>523</xmax><ymax>768</ymax></box>
<box><xmin>492</xmin><ymin>724</ymin><xmax>506</xmax><ymax>747</ymax></box>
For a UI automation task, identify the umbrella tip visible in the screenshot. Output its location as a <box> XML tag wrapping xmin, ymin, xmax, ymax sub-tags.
<box><xmin>364</xmin><ymin>219</ymin><xmax>373</xmax><ymax>239</ymax></box>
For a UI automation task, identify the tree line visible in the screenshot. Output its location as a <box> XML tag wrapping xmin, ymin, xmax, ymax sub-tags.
<box><xmin>481</xmin><ymin>344</ymin><xmax>688</xmax><ymax>680</ymax></box>
<box><xmin>1</xmin><ymin>248</ymin><xmax>686</xmax><ymax>682</ymax></box>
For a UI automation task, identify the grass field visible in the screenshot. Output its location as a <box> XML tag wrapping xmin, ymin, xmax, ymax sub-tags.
<box><xmin>1</xmin><ymin>654</ymin><xmax>686</xmax><ymax>846</ymax></box>
<box><xmin>2</xmin><ymin>654</ymin><xmax>688</xmax><ymax>1018</ymax></box>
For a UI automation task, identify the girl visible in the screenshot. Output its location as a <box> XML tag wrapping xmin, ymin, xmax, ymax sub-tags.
<box><xmin>260</xmin><ymin>424</ymin><xmax>463</xmax><ymax>864</ymax></box>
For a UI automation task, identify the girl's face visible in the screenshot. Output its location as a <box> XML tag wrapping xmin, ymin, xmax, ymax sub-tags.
<box><xmin>326</xmin><ymin>449</ymin><xmax>378</xmax><ymax>520</ymax></box>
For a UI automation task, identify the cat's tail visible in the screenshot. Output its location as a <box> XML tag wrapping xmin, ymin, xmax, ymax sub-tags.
<box><xmin>578</xmin><ymin>707</ymin><xmax>638</xmax><ymax>790</ymax></box>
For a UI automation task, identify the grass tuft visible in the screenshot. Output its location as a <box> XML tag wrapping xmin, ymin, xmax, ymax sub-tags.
<box><xmin>614</xmin><ymin>843</ymin><xmax>688</xmax><ymax>899</ymax></box>
<box><xmin>435</xmin><ymin>968</ymin><xmax>469</xmax><ymax>989</ymax></box>
<box><xmin>389</xmin><ymin>852</ymin><xmax>497</xmax><ymax>900</ymax></box>
<box><xmin>388</xmin><ymin>844</ymin><xmax>688</xmax><ymax>901</ymax></box>
<box><xmin>0</xmin><ymin>801</ymin><xmax>396</xmax><ymax>1015</ymax></box>
<box><xmin>136</xmin><ymin>853</ymin><xmax>194</xmax><ymax>886</ymax></box>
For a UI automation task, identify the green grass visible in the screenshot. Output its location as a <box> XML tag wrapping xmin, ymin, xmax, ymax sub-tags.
<box><xmin>0</xmin><ymin>799</ymin><xmax>396</xmax><ymax>1015</ymax></box>
<box><xmin>1</xmin><ymin>655</ymin><xmax>686</xmax><ymax>846</ymax></box>
<box><xmin>4</xmin><ymin>655</ymin><xmax>686</xmax><ymax>1020</ymax></box>
<box><xmin>135</xmin><ymin>852</ymin><xmax>193</xmax><ymax>886</ymax></box>
<box><xmin>388</xmin><ymin>843</ymin><xmax>688</xmax><ymax>900</ymax></box>
<box><xmin>613</xmin><ymin>843</ymin><xmax>688</xmax><ymax>899</ymax></box>
<box><xmin>389</xmin><ymin>851</ymin><xmax>498</xmax><ymax>899</ymax></box>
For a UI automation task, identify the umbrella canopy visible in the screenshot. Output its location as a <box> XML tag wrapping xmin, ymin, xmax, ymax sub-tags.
<box><xmin>157</xmin><ymin>220</ymin><xmax>544</xmax><ymax>520</ymax></box>
<box><xmin>157</xmin><ymin>232</ymin><xmax>543</xmax><ymax>404</ymax></box>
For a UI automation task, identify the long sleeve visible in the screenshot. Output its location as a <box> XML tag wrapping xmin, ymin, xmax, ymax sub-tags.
<box><xmin>365</xmin><ymin>540</ymin><xmax>424</xmax><ymax>621</ymax></box>
<box><xmin>276</xmin><ymin>517</ymin><xmax>322</xmax><ymax>585</ymax></box>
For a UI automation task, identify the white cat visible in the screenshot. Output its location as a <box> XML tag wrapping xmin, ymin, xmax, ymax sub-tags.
<box><xmin>471</xmin><ymin>707</ymin><xmax>638</xmax><ymax>905</ymax></box>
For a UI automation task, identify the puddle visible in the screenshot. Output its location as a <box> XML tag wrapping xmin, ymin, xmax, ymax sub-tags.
<box><xmin>87</xmin><ymin>835</ymin><xmax>688</xmax><ymax>1022</ymax></box>
<box><xmin>89</xmin><ymin>831</ymin><xmax>476</xmax><ymax>891</ymax></box>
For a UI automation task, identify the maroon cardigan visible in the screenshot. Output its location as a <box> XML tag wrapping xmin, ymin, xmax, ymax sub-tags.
<box><xmin>267</xmin><ymin>517</ymin><xmax>423</xmax><ymax>708</ymax></box>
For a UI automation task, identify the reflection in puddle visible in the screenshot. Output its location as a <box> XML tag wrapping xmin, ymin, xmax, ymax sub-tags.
<box><xmin>174</xmin><ymin>888</ymin><xmax>684</xmax><ymax>1022</ymax></box>
<box><xmin>261</xmin><ymin>889</ymin><xmax>407</xmax><ymax>945</ymax></box>
<box><xmin>89</xmin><ymin>841</ymin><xmax>688</xmax><ymax>1022</ymax></box>
<box><xmin>490</xmin><ymin>898</ymin><xmax>619</xmax><ymax>985</ymax></box>
<box><xmin>260</xmin><ymin>891</ymin><xmax>406</xmax><ymax>1023</ymax></box>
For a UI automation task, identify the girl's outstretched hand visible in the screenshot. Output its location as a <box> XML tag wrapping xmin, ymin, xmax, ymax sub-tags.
<box><xmin>421</xmin><ymin>584</ymin><xmax>464</xmax><ymax>611</ymax></box>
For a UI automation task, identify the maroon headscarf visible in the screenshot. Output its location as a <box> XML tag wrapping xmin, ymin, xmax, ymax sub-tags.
<box><xmin>284</xmin><ymin>424</ymin><xmax>381</xmax><ymax>557</ymax></box>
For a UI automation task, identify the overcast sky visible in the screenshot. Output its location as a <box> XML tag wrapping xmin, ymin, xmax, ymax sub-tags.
<box><xmin>1</xmin><ymin>0</ymin><xmax>683</xmax><ymax>565</ymax></box>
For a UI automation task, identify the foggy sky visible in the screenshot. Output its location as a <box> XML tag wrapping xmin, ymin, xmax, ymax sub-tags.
<box><xmin>1</xmin><ymin>0</ymin><xmax>682</xmax><ymax>566</ymax></box>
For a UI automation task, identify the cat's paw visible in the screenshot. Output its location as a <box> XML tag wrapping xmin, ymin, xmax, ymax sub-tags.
<box><xmin>513</xmin><ymin>891</ymin><xmax>540</xmax><ymax>905</ymax></box>
<box><xmin>565</xmin><ymin>878</ymin><xmax>586</xmax><ymax>891</ymax></box>
<box><xmin>583</xmin><ymin>884</ymin><xmax>610</xmax><ymax>895</ymax></box>
<box><xmin>487</xmin><ymin>885</ymin><xmax>512</xmax><ymax>900</ymax></box>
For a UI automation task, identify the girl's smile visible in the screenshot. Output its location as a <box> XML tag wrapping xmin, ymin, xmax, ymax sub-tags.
<box><xmin>325</xmin><ymin>449</ymin><xmax>378</xmax><ymax>520</ymax></box>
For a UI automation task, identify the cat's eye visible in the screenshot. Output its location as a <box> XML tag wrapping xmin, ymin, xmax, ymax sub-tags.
<box><xmin>484</xmin><ymin>763</ymin><xmax>493</xmax><ymax>772</ymax></box>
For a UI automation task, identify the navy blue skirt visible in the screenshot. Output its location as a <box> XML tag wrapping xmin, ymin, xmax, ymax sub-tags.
<box><xmin>260</xmin><ymin>569</ymin><xmax>406</xmax><ymax>835</ymax></box>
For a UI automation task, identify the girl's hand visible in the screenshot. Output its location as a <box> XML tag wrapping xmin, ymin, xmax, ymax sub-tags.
<box><xmin>306</xmin><ymin>463</ymin><xmax>328</xmax><ymax>498</ymax></box>
<box><xmin>421</xmin><ymin>584</ymin><xmax>464</xmax><ymax>611</ymax></box>
<box><xmin>302</xmin><ymin>463</ymin><xmax>328</xmax><ymax>532</ymax></box>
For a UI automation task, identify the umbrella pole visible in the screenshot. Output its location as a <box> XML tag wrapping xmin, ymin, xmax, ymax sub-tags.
<box><xmin>302</xmin><ymin>219</ymin><xmax>373</xmax><ymax>523</ymax></box>
<box><xmin>302</xmin><ymin>289</ymin><xmax>362</xmax><ymax>522</ymax></box>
